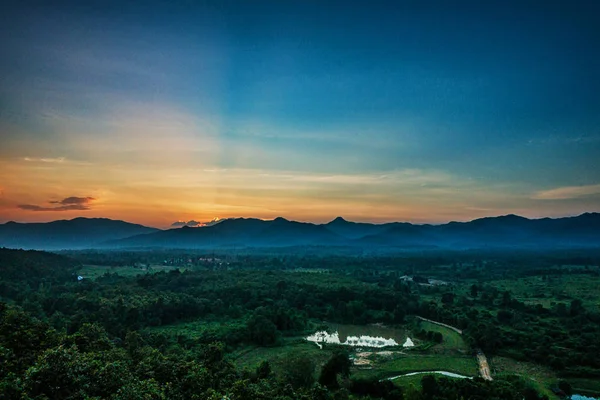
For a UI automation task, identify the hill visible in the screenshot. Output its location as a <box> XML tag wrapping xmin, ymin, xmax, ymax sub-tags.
<box><xmin>105</xmin><ymin>213</ymin><xmax>600</xmax><ymax>250</ymax></box>
<box><xmin>0</xmin><ymin>248</ymin><xmax>80</xmax><ymax>293</ymax></box>
<box><xmin>2</xmin><ymin>213</ymin><xmax>599</xmax><ymax>250</ymax></box>
<box><xmin>0</xmin><ymin>217</ymin><xmax>159</xmax><ymax>250</ymax></box>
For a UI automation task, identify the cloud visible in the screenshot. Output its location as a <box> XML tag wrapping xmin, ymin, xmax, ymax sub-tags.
<box><xmin>21</xmin><ymin>157</ymin><xmax>92</xmax><ymax>166</ymax></box>
<box><xmin>532</xmin><ymin>184</ymin><xmax>600</xmax><ymax>200</ymax></box>
<box><xmin>171</xmin><ymin>220</ymin><xmax>199</xmax><ymax>228</ymax></box>
<box><xmin>18</xmin><ymin>196</ymin><xmax>96</xmax><ymax>211</ymax></box>
<box><xmin>23</xmin><ymin>157</ymin><xmax>66</xmax><ymax>163</ymax></box>
<box><xmin>171</xmin><ymin>217</ymin><xmax>224</xmax><ymax>228</ymax></box>
<box><xmin>49</xmin><ymin>196</ymin><xmax>95</xmax><ymax>205</ymax></box>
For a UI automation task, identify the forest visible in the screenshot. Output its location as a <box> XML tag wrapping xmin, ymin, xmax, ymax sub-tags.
<box><xmin>1</xmin><ymin>247</ymin><xmax>600</xmax><ymax>399</ymax></box>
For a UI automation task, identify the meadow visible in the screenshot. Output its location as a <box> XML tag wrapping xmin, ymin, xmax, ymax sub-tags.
<box><xmin>78</xmin><ymin>263</ymin><xmax>184</xmax><ymax>278</ymax></box>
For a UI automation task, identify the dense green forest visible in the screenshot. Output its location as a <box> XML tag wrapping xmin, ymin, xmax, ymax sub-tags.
<box><xmin>2</xmin><ymin>247</ymin><xmax>600</xmax><ymax>399</ymax></box>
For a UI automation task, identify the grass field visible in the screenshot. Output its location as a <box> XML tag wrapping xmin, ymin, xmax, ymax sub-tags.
<box><xmin>490</xmin><ymin>356</ymin><xmax>560</xmax><ymax>399</ymax></box>
<box><xmin>569</xmin><ymin>378</ymin><xmax>600</xmax><ymax>397</ymax></box>
<box><xmin>354</xmin><ymin>354</ymin><xmax>479</xmax><ymax>380</ymax></box>
<box><xmin>232</xmin><ymin>338</ymin><xmax>331</xmax><ymax>369</ymax></box>
<box><xmin>146</xmin><ymin>318</ymin><xmax>248</xmax><ymax>341</ymax></box>
<box><xmin>389</xmin><ymin>374</ymin><xmax>423</xmax><ymax>389</ymax></box>
<box><xmin>79</xmin><ymin>264</ymin><xmax>184</xmax><ymax>279</ymax></box>
<box><xmin>417</xmin><ymin>320</ymin><xmax>467</xmax><ymax>351</ymax></box>
<box><xmin>489</xmin><ymin>274</ymin><xmax>600</xmax><ymax>311</ymax></box>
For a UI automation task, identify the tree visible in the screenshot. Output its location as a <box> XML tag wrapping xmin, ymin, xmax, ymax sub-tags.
<box><xmin>441</xmin><ymin>293</ymin><xmax>455</xmax><ymax>305</ymax></box>
<box><xmin>497</xmin><ymin>310</ymin><xmax>513</xmax><ymax>324</ymax></box>
<box><xmin>470</xmin><ymin>284</ymin><xmax>479</xmax><ymax>298</ymax></box>
<box><xmin>282</xmin><ymin>354</ymin><xmax>316</xmax><ymax>389</ymax></box>
<box><xmin>501</xmin><ymin>290</ymin><xmax>513</xmax><ymax>307</ymax></box>
<box><xmin>557</xmin><ymin>380</ymin><xmax>572</xmax><ymax>396</ymax></box>
<box><xmin>255</xmin><ymin>360</ymin><xmax>271</xmax><ymax>379</ymax></box>
<box><xmin>569</xmin><ymin>299</ymin><xmax>584</xmax><ymax>317</ymax></box>
<box><xmin>113</xmin><ymin>378</ymin><xmax>165</xmax><ymax>400</ymax></box>
<box><xmin>318</xmin><ymin>351</ymin><xmax>351</xmax><ymax>389</ymax></box>
<box><xmin>420</xmin><ymin>374</ymin><xmax>437</xmax><ymax>399</ymax></box>
<box><xmin>0</xmin><ymin>307</ymin><xmax>58</xmax><ymax>374</ymax></box>
<box><xmin>246</xmin><ymin>314</ymin><xmax>279</xmax><ymax>346</ymax></box>
<box><xmin>69</xmin><ymin>322</ymin><xmax>113</xmax><ymax>352</ymax></box>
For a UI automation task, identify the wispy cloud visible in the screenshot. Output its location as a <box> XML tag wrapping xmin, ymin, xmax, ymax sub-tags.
<box><xmin>18</xmin><ymin>196</ymin><xmax>96</xmax><ymax>212</ymax></box>
<box><xmin>21</xmin><ymin>157</ymin><xmax>92</xmax><ymax>166</ymax></box>
<box><xmin>23</xmin><ymin>157</ymin><xmax>66</xmax><ymax>163</ymax></box>
<box><xmin>532</xmin><ymin>184</ymin><xmax>600</xmax><ymax>200</ymax></box>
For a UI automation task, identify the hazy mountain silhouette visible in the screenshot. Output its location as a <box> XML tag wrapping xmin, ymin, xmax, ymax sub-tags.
<box><xmin>356</xmin><ymin>223</ymin><xmax>438</xmax><ymax>247</ymax></box>
<box><xmin>103</xmin><ymin>213</ymin><xmax>600</xmax><ymax>250</ymax></box>
<box><xmin>2</xmin><ymin>213</ymin><xmax>600</xmax><ymax>250</ymax></box>
<box><xmin>324</xmin><ymin>216</ymin><xmax>391</xmax><ymax>239</ymax></box>
<box><xmin>101</xmin><ymin>217</ymin><xmax>345</xmax><ymax>248</ymax></box>
<box><xmin>0</xmin><ymin>217</ymin><xmax>159</xmax><ymax>250</ymax></box>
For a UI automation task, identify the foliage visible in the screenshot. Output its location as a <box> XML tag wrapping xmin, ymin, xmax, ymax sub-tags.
<box><xmin>3</xmin><ymin>248</ymin><xmax>597</xmax><ymax>398</ymax></box>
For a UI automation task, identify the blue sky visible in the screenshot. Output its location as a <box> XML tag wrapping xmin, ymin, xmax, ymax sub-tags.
<box><xmin>1</xmin><ymin>0</ymin><xmax>599</xmax><ymax>226</ymax></box>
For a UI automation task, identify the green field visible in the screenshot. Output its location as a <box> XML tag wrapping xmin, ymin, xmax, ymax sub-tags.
<box><xmin>490</xmin><ymin>356</ymin><xmax>561</xmax><ymax>399</ymax></box>
<box><xmin>569</xmin><ymin>378</ymin><xmax>600</xmax><ymax>397</ymax></box>
<box><xmin>232</xmin><ymin>339</ymin><xmax>332</xmax><ymax>371</ymax></box>
<box><xmin>489</xmin><ymin>274</ymin><xmax>600</xmax><ymax>311</ymax></box>
<box><xmin>389</xmin><ymin>374</ymin><xmax>423</xmax><ymax>390</ymax></box>
<box><xmin>417</xmin><ymin>320</ymin><xmax>467</xmax><ymax>351</ymax></box>
<box><xmin>354</xmin><ymin>354</ymin><xmax>478</xmax><ymax>380</ymax></box>
<box><xmin>146</xmin><ymin>318</ymin><xmax>248</xmax><ymax>342</ymax></box>
<box><xmin>79</xmin><ymin>264</ymin><xmax>184</xmax><ymax>279</ymax></box>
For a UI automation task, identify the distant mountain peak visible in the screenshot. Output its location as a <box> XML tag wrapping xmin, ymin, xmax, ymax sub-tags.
<box><xmin>500</xmin><ymin>214</ymin><xmax>527</xmax><ymax>219</ymax></box>
<box><xmin>329</xmin><ymin>216</ymin><xmax>348</xmax><ymax>224</ymax></box>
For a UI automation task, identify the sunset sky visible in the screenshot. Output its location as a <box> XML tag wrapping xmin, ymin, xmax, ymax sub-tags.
<box><xmin>1</xmin><ymin>0</ymin><xmax>599</xmax><ymax>228</ymax></box>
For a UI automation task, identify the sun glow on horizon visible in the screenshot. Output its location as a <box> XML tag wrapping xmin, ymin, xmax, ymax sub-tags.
<box><xmin>1</xmin><ymin>1</ymin><xmax>599</xmax><ymax>226</ymax></box>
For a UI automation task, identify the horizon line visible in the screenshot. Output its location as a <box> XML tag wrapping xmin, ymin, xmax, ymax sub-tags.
<box><xmin>1</xmin><ymin>211</ymin><xmax>598</xmax><ymax>229</ymax></box>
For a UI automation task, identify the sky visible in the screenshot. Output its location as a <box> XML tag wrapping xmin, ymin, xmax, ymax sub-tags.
<box><xmin>1</xmin><ymin>0</ymin><xmax>599</xmax><ymax>228</ymax></box>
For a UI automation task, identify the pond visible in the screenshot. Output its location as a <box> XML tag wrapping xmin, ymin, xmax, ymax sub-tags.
<box><xmin>571</xmin><ymin>395</ymin><xmax>598</xmax><ymax>400</ymax></box>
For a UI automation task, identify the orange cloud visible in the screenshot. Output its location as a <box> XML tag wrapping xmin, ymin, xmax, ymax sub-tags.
<box><xmin>532</xmin><ymin>184</ymin><xmax>600</xmax><ymax>200</ymax></box>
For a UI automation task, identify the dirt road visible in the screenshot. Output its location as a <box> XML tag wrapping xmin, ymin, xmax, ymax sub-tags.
<box><xmin>476</xmin><ymin>352</ymin><xmax>493</xmax><ymax>381</ymax></box>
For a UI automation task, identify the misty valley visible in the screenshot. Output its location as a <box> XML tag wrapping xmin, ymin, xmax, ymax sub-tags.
<box><xmin>2</xmin><ymin>228</ymin><xmax>600</xmax><ymax>399</ymax></box>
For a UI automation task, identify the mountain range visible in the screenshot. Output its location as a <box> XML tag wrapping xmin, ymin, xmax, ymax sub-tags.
<box><xmin>1</xmin><ymin>213</ymin><xmax>599</xmax><ymax>251</ymax></box>
<box><xmin>0</xmin><ymin>218</ymin><xmax>158</xmax><ymax>250</ymax></box>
